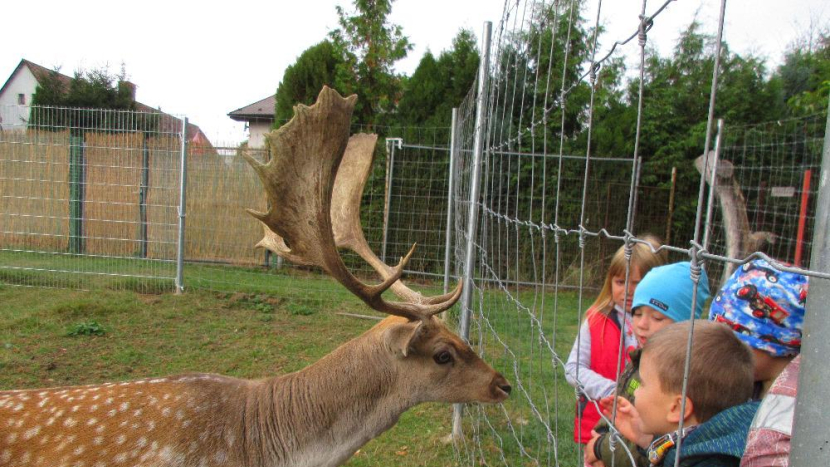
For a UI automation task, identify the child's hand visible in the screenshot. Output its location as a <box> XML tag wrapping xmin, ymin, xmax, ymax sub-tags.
<box><xmin>584</xmin><ymin>430</ymin><xmax>601</xmax><ymax>464</ymax></box>
<box><xmin>598</xmin><ymin>395</ymin><xmax>616</xmax><ymax>415</ymax></box>
<box><xmin>584</xmin><ymin>439</ymin><xmax>606</xmax><ymax>467</ymax></box>
<box><xmin>600</xmin><ymin>397</ymin><xmax>652</xmax><ymax>448</ymax></box>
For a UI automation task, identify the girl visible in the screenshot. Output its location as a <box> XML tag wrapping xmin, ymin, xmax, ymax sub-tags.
<box><xmin>565</xmin><ymin>235</ymin><xmax>667</xmax><ymax>444</ymax></box>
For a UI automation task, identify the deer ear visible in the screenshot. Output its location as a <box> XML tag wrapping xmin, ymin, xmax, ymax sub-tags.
<box><xmin>384</xmin><ymin>320</ymin><xmax>424</xmax><ymax>358</ymax></box>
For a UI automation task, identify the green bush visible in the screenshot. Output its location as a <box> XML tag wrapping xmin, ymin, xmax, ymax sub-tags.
<box><xmin>67</xmin><ymin>321</ymin><xmax>106</xmax><ymax>337</ymax></box>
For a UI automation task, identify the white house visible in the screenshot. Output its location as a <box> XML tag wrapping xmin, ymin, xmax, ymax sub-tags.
<box><xmin>228</xmin><ymin>95</ymin><xmax>276</xmax><ymax>149</ymax></box>
<box><xmin>0</xmin><ymin>59</ymin><xmax>66</xmax><ymax>131</ymax></box>
<box><xmin>0</xmin><ymin>58</ymin><xmax>211</xmax><ymax>146</ymax></box>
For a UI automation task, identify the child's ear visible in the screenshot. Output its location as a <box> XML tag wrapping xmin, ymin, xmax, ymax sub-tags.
<box><xmin>666</xmin><ymin>395</ymin><xmax>695</xmax><ymax>424</ymax></box>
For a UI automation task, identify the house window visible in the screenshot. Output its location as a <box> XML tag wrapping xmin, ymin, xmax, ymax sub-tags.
<box><xmin>18</xmin><ymin>94</ymin><xmax>26</xmax><ymax>105</ymax></box>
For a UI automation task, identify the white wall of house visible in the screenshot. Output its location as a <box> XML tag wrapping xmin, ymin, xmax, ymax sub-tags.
<box><xmin>0</xmin><ymin>66</ymin><xmax>37</xmax><ymax>132</ymax></box>
<box><xmin>248</xmin><ymin>121</ymin><xmax>271</xmax><ymax>149</ymax></box>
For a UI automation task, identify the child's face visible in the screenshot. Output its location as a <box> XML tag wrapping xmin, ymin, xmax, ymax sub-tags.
<box><xmin>632</xmin><ymin>306</ymin><xmax>673</xmax><ymax>346</ymax></box>
<box><xmin>611</xmin><ymin>266</ymin><xmax>642</xmax><ymax>312</ymax></box>
<box><xmin>633</xmin><ymin>350</ymin><xmax>678</xmax><ymax>436</ymax></box>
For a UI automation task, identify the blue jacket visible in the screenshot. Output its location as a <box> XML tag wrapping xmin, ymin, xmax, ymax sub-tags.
<box><xmin>660</xmin><ymin>401</ymin><xmax>760</xmax><ymax>467</ymax></box>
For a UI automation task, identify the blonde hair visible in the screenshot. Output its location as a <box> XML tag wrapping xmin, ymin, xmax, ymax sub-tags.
<box><xmin>643</xmin><ymin>320</ymin><xmax>754</xmax><ymax>423</ymax></box>
<box><xmin>588</xmin><ymin>234</ymin><xmax>667</xmax><ymax>319</ymax></box>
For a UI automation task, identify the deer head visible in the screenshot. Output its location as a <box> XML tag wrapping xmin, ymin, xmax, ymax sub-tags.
<box><xmin>372</xmin><ymin>316</ymin><xmax>511</xmax><ymax>404</ymax></box>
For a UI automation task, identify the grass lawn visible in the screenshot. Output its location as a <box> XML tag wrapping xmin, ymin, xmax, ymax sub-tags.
<box><xmin>0</xmin><ymin>256</ymin><xmax>589</xmax><ymax>466</ymax></box>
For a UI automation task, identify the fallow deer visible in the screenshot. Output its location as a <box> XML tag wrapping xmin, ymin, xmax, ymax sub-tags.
<box><xmin>0</xmin><ymin>86</ymin><xmax>510</xmax><ymax>467</ymax></box>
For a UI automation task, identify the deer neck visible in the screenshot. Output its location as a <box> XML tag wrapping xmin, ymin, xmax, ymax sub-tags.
<box><xmin>255</xmin><ymin>330</ymin><xmax>414</xmax><ymax>467</ymax></box>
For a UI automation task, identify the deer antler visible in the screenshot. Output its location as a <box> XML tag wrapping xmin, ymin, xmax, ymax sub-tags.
<box><xmin>243</xmin><ymin>86</ymin><xmax>461</xmax><ymax>320</ymax></box>
<box><xmin>333</xmin><ymin>132</ymin><xmax>463</xmax><ymax>306</ymax></box>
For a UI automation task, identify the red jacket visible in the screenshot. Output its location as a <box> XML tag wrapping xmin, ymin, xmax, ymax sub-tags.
<box><xmin>574</xmin><ymin>309</ymin><xmax>629</xmax><ymax>443</ymax></box>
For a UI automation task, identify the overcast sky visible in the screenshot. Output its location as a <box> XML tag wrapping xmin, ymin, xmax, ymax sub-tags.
<box><xmin>2</xmin><ymin>0</ymin><xmax>826</xmax><ymax>145</ymax></box>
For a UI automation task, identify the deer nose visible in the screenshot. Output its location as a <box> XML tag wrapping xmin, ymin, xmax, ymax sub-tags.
<box><xmin>493</xmin><ymin>373</ymin><xmax>511</xmax><ymax>397</ymax></box>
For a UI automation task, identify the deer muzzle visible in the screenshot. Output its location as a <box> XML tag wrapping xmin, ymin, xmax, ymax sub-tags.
<box><xmin>491</xmin><ymin>373</ymin><xmax>512</xmax><ymax>402</ymax></box>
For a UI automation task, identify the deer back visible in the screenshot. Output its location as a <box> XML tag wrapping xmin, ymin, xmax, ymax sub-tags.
<box><xmin>0</xmin><ymin>374</ymin><xmax>258</xmax><ymax>466</ymax></box>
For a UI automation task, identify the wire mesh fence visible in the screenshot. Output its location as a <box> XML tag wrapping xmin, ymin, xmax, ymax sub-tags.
<box><xmin>0</xmin><ymin>106</ymin><xmax>183</xmax><ymax>291</ymax></box>
<box><xmin>447</xmin><ymin>0</ymin><xmax>828</xmax><ymax>466</ymax></box>
<box><xmin>0</xmin><ymin>104</ymin><xmax>670</xmax><ymax>295</ymax></box>
<box><xmin>704</xmin><ymin>114</ymin><xmax>828</xmax><ymax>288</ymax></box>
<box><xmin>0</xmin><ymin>107</ymin><xmax>462</xmax><ymax>302</ymax></box>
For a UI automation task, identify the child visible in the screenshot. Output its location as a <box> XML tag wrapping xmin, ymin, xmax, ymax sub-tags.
<box><xmin>586</xmin><ymin>261</ymin><xmax>710</xmax><ymax>467</ymax></box>
<box><xmin>707</xmin><ymin>259</ymin><xmax>808</xmax><ymax>466</ymax></box>
<box><xmin>608</xmin><ymin>320</ymin><xmax>758</xmax><ymax>467</ymax></box>
<box><xmin>565</xmin><ymin>236</ymin><xmax>667</xmax><ymax>444</ymax></box>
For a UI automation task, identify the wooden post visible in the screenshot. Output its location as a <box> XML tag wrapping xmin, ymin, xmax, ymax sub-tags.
<box><xmin>665</xmin><ymin>167</ymin><xmax>677</xmax><ymax>244</ymax></box>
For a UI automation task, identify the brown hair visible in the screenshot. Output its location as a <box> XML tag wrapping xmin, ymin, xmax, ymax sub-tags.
<box><xmin>588</xmin><ymin>234</ymin><xmax>668</xmax><ymax>320</ymax></box>
<box><xmin>643</xmin><ymin>320</ymin><xmax>754</xmax><ymax>423</ymax></box>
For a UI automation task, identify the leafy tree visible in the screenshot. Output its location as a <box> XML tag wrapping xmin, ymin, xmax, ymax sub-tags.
<box><xmin>525</xmin><ymin>1</ymin><xmax>594</xmax><ymax>146</ymax></box>
<box><xmin>32</xmin><ymin>66</ymin><xmax>135</xmax><ymax>110</ymax></box>
<box><xmin>484</xmin><ymin>1</ymin><xmax>598</xmax><ymax>226</ymax></box>
<box><xmin>396</xmin><ymin>29</ymin><xmax>479</xmax><ymax>127</ymax></box>
<box><xmin>396</xmin><ymin>51</ymin><xmax>441</xmax><ymax>125</ymax></box>
<box><xmin>274</xmin><ymin>40</ymin><xmax>347</xmax><ymax>125</ymax></box>
<box><xmin>329</xmin><ymin>0</ymin><xmax>412</xmax><ymax>125</ymax></box>
<box><xmin>30</xmin><ymin>65</ymin><xmax>144</xmax><ymax>132</ymax></box>
<box><xmin>773</xmin><ymin>29</ymin><xmax>830</xmax><ymax>115</ymax></box>
<box><xmin>628</xmin><ymin>22</ymin><xmax>776</xmax><ymax>241</ymax></box>
<box><xmin>29</xmin><ymin>68</ymin><xmax>67</xmax><ymax>107</ymax></box>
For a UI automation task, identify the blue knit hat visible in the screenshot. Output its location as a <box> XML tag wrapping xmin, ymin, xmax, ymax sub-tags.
<box><xmin>708</xmin><ymin>259</ymin><xmax>808</xmax><ymax>357</ymax></box>
<box><xmin>631</xmin><ymin>261</ymin><xmax>710</xmax><ymax>322</ymax></box>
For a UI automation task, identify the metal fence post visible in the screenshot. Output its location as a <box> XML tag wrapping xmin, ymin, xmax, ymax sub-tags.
<box><xmin>790</xmin><ymin>99</ymin><xmax>830</xmax><ymax>465</ymax></box>
<box><xmin>175</xmin><ymin>117</ymin><xmax>189</xmax><ymax>293</ymax></box>
<box><xmin>382</xmin><ymin>138</ymin><xmax>402</xmax><ymax>264</ymax></box>
<box><xmin>444</xmin><ymin>108</ymin><xmax>459</xmax><ymax>295</ymax></box>
<box><xmin>68</xmin><ymin>133</ymin><xmax>85</xmax><ymax>254</ymax></box>
<box><xmin>453</xmin><ymin>20</ymin><xmax>492</xmax><ymax>440</ymax></box>
<box><xmin>139</xmin><ymin>135</ymin><xmax>150</xmax><ymax>258</ymax></box>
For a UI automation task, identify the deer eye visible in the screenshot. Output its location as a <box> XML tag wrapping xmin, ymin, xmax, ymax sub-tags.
<box><xmin>433</xmin><ymin>350</ymin><xmax>453</xmax><ymax>365</ymax></box>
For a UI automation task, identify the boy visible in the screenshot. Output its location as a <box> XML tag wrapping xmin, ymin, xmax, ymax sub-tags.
<box><xmin>607</xmin><ymin>321</ymin><xmax>758</xmax><ymax>467</ymax></box>
<box><xmin>586</xmin><ymin>261</ymin><xmax>710</xmax><ymax>467</ymax></box>
<box><xmin>707</xmin><ymin>259</ymin><xmax>808</xmax><ymax>466</ymax></box>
